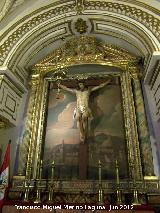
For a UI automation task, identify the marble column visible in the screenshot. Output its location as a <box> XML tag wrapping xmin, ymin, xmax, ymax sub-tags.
<box><xmin>132</xmin><ymin>73</ymin><xmax>154</xmax><ymax>176</ymax></box>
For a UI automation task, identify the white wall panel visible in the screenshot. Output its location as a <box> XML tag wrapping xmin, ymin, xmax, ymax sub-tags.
<box><xmin>0</xmin><ymin>74</ymin><xmax>25</xmax><ymax>126</ymax></box>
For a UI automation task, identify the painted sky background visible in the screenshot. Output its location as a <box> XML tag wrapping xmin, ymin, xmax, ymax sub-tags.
<box><xmin>46</xmin><ymin>90</ymin><xmax>79</xmax><ymax>146</ymax></box>
<box><xmin>45</xmin><ymin>83</ymin><xmax>125</xmax><ymax>148</ymax></box>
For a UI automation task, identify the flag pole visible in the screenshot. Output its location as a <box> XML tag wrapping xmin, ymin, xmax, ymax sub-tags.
<box><xmin>8</xmin><ymin>140</ymin><xmax>11</xmax><ymax>187</ymax></box>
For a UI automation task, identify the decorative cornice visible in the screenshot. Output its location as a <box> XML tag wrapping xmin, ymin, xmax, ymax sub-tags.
<box><xmin>120</xmin><ymin>0</ymin><xmax>160</xmax><ymax>16</ymax></box>
<box><xmin>84</xmin><ymin>1</ymin><xmax>160</xmax><ymax>39</ymax></box>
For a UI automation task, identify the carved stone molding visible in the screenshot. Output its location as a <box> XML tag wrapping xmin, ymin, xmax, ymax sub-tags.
<box><xmin>84</xmin><ymin>1</ymin><xmax>160</xmax><ymax>40</ymax></box>
<box><xmin>0</xmin><ymin>1</ymin><xmax>75</xmax><ymax>65</ymax></box>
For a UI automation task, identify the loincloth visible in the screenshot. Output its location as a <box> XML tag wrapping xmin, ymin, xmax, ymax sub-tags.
<box><xmin>73</xmin><ymin>106</ymin><xmax>93</xmax><ymax>119</ymax></box>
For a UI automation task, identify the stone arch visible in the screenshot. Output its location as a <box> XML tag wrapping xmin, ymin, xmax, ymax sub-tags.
<box><xmin>0</xmin><ymin>0</ymin><xmax>160</xmax><ymax>85</ymax></box>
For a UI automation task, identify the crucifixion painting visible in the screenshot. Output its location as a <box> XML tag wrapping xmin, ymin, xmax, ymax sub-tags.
<box><xmin>59</xmin><ymin>79</ymin><xmax>111</xmax><ymax>142</ymax></box>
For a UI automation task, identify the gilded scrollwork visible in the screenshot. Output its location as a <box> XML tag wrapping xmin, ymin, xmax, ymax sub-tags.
<box><xmin>18</xmin><ymin>74</ymin><xmax>44</xmax><ymax>178</ymax></box>
<box><xmin>34</xmin><ymin>36</ymin><xmax>139</xmax><ymax>77</ymax></box>
<box><xmin>33</xmin><ymin>79</ymin><xmax>49</xmax><ymax>179</ymax></box>
<box><xmin>120</xmin><ymin>72</ymin><xmax>143</xmax><ymax>180</ymax></box>
<box><xmin>75</xmin><ymin>18</ymin><xmax>88</xmax><ymax>34</ymax></box>
<box><xmin>75</xmin><ymin>0</ymin><xmax>85</xmax><ymax>14</ymax></box>
<box><xmin>127</xmin><ymin>65</ymin><xmax>142</xmax><ymax>80</ymax></box>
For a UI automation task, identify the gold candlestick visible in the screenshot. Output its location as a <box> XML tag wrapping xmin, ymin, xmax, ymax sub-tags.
<box><xmin>24</xmin><ymin>180</ymin><xmax>30</xmax><ymax>202</ymax></box>
<box><xmin>34</xmin><ymin>160</ymin><xmax>42</xmax><ymax>204</ymax></box>
<box><xmin>24</xmin><ymin>164</ymin><xmax>32</xmax><ymax>201</ymax></box>
<box><xmin>48</xmin><ymin>161</ymin><xmax>55</xmax><ymax>203</ymax></box>
<box><xmin>116</xmin><ymin>189</ymin><xmax>122</xmax><ymax>204</ymax></box>
<box><xmin>132</xmin><ymin>162</ymin><xmax>140</xmax><ymax>205</ymax></box>
<box><xmin>34</xmin><ymin>177</ymin><xmax>42</xmax><ymax>203</ymax></box>
<box><xmin>34</xmin><ymin>186</ymin><xmax>41</xmax><ymax>203</ymax></box>
<box><xmin>98</xmin><ymin>188</ymin><xmax>104</xmax><ymax>204</ymax></box>
<box><xmin>98</xmin><ymin>160</ymin><xmax>102</xmax><ymax>185</ymax></box>
<box><xmin>132</xmin><ymin>189</ymin><xmax>140</xmax><ymax>205</ymax></box>
<box><xmin>98</xmin><ymin>160</ymin><xmax>104</xmax><ymax>204</ymax></box>
<box><xmin>116</xmin><ymin>160</ymin><xmax>120</xmax><ymax>186</ymax></box>
<box><xmin>48</xmin><ymin>183</ymin><xmax>54</xmax><ymax>203</ymax></box>
<box><xmin>48</xmin><ymin>189</ymin><xmax>53</xmax><ymax>202</ymax></box>
<box><xmin>115</xmin><ymin>160</ymin><xmax>122</xmax><ymax>204</ymax></box>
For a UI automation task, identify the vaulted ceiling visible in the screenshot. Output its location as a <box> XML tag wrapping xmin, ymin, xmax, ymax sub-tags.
<box><xmin>0</xmin><ymin>0</ymin><xmax>160</xmax><ymax>86</ymax></box>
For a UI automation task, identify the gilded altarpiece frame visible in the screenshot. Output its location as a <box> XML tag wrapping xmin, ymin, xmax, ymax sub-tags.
<box><xmin>18</xmin><ymin>36</ymin><xmax>154</xmax><ymax>183</ymax></box>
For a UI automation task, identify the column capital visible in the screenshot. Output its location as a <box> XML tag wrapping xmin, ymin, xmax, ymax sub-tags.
<box><xmin>30</xmin><ymin>74</ymin><xmax>43</xmax><ymax>88</ymax></box>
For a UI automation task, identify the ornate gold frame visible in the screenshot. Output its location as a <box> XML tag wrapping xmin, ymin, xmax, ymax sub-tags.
<box><xmin>18</xmin><ymin>36</ymin><xmax>154</xmax><ymax>180</ymax></box>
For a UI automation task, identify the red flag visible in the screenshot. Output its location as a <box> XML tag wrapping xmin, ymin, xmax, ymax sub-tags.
<box><xmin>0</xmin><ymin>140</ymin><xmax>11</xmax><ymax>209</ymax></box>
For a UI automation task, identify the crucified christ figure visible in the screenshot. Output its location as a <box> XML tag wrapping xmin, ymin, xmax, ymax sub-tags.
<box><xmin>59</xmin><ymin>79</ymin><xmax>111</xmax><ymax>142</ymax></box>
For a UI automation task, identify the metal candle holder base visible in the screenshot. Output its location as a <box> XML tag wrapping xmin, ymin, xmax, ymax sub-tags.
<box><xmin>116</xmin><ymin>189</ymin><xmax>123</xmax><ymax>204</ymax></box>
<box><xmin>24</xmin><ymin>187</ymin><xmax>30</xmax><ymax>202</ymax></box>
<box><xmin>98</xmin><ymin>188</ymin><xmax>104</xmax><ymax>205</ymax></box>
<box><xmin>132</xmin><ymin>188</ymin><xmax>141</xmax><ymax>205</ymax></box>
<box><xmin>23</xmin><ymin>180</ymin><xmax>30</xmax><ymax>202</ymax></box>
<box><xmin>48</xmin><ymin>187</ymin><xmax>54</xmax><ymax>203</ymax></box>
<box><xmin>34</xmin><ymin>188</ymin><xmax>41</xmax><ymax>203</ymax></box>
